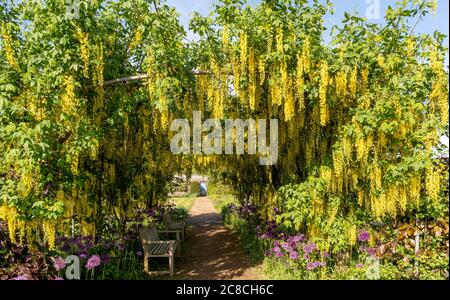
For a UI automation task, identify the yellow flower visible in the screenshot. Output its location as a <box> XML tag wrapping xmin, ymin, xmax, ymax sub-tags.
<box><xmin>319</xmin><ymin>60</ymin><xmax>329</xmax><ymax>126</ymax></box>
<box><xmin>1</xmin><ymin>25</ymin><xmax>19</xmax><ymax>70</ymax></box>
<box><xmin>75</xmin><ymin>28</ymin><xmax>90</xmax><ymax>79</ymax></box>
<box><xmin>276</xmin><ymin>27</ymin><xmax>284</xmax><ymax>53</ymax></box>
<box><xmin>302</xmin><ymin>35</ymin><xmax>311</xmax><ymax>74</ymax></box>
<box><xmin>249</xmin><ymin>48</ymin><xmax>257</xmax><ymax>111</ymax></box>
<box><xmin>296</xmin><ymin>54</ymin><xmax>305</xmax><ymax>110</ymax></box>
<box><xmin>240</xmin><ymin>31</ymin><xmax>248</xmax><ymax>75</ymax></box>
<box><xmin>349</xmin><ymin>66</ymin><xmax>357</xmax><ymax>98</ymax></box>
<box><xmin>128</xmin><ymin>27</ymin><xmax>143</xmax><ymax>52</ymax></box>
<box><xmin>336</xmin><ymin>69</ymin><xmax>347</xmax><ymax>99</ymax></box>
<box><xmin>258</xmin><ymin>56</ymin><xmax>266</xmax><ymax>85</ymax></box>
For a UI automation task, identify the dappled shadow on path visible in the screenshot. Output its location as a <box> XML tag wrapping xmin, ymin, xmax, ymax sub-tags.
<box><xmin>174</xmin><ymin>198</ymin><xmax>259</xmax><ymax>280</ymax></box>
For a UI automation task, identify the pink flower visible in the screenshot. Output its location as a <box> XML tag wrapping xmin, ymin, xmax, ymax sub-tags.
<box><xmin>359</xmin><ymin>230</ymin><xmax>370</xmax><ymax>242</ymax></box>
<box><xmin>289</xmin><ymin>251</ymin><xmax>299</xmax><ymax>260</ymax></box>
<box><xmin>52</xmin><ymin>257</ymin><xmax>66</xmax><ymax>271</ymax></box>
<box><xmin>367</xmin><ymin>248</ymin><xmax>377</xmax><ymax>256</ymax></box>
<box><xmin>85</xmin><ymin>255</ymin><xmax>101</xmax><ymax>270</ymax></box>
<box><xmin>356</xmin><ymin>263</ymin><xmax>364</xmax><ymax>269</ymax></box>
<box><xmin>303</xmin><ymin>243</ymin><xmax>316</xmax><ymax>254</ymax></box>
<box><xmin>12</xmin><ymin>275</ymin><xmax>30</xmax><ymax>280</ymax></box>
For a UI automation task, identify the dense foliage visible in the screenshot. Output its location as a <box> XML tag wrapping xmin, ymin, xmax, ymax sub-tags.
<box><xmin>0</xmin><ymin>0</ymin><xmax>448</xmax><ymax>279</ymax></box>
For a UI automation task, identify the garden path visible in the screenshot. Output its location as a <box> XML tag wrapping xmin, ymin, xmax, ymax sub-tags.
<box><xmin>175</xmin><ymin>197</ymin><xmax>261</xmax><ymax>279</ymax></box>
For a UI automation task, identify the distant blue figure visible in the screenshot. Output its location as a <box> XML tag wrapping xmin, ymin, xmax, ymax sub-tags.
<box><xmin>199</xmin><ymin>181</ymin><xmax>208</xmax><ymax>196</ymax></box>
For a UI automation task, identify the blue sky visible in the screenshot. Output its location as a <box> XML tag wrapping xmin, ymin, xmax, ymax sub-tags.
<box><xmin>167</xmin><ymin>0</ymin><xmax>449</xmax><ymax>48</ymax></box>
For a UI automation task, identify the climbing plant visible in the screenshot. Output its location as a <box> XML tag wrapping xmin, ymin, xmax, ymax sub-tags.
<box><xmin>188</xmin><ymin>0</ymin><xmax>449</xmax><ymax>250</ymax></box>
<box><xmin>0</xmin><ymin>0</ymin><xmax>448</xmax><ymax>262</ymax></box>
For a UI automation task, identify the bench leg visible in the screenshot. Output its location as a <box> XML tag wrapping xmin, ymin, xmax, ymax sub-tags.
<box><xmin>169</xmin><ymin>254</ymin><xmax>174</xmax><ymax>277</ymax></box>
<box><xmin>181</xmin><ymin>229</ymin><xmax>185</xmax><ymax>242</ymax></box>
<box><xmin>144</xmin><ymin>254</ymin><xmax>149</xmax><ymax>274</ymax></box>
<box><xmin>176</xmin><ymin>232</ymin><xmax>181</xmax><ymax>256</ymax></box>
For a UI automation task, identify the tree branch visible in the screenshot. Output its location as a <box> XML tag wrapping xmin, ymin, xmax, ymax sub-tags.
<box><xmin>86</xmin><ymin>70</ymin><xmax>212</xmax><ymax>89</ymax></box>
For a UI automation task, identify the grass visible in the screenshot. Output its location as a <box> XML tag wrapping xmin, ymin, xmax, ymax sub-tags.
<box><xmin>207</xmin><ymin>182</ymin><xmax>237</xmax><ymax>213</ymax></box>
<box><xmin>171</xmin><ymin>197</ymin><xmax>196</xmax><ymax>212</ymax></box>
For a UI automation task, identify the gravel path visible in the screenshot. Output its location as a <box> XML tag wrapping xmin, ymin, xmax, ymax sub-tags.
<box><xmin>175</xmin><ymin>197</ymin><xmax>260</xmax><ymax>280</ymax></box>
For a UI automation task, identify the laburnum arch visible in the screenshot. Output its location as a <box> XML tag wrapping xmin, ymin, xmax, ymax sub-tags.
<box><xmin>0</xmin><ymin>0</ymin><xmax>448</xmax><ymax>253</ymax></box>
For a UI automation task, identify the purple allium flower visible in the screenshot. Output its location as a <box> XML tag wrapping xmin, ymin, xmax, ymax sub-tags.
<box><xmin>101</xmin><ymin>254</ymin><xmax>110</xmax><ymax>265</ymax></box>
<box><xmin>117</xmin><ymin>243</ymin><xmax>125</xmax><ymax>252</ymax></box>
<box><xmin>356</xmin><ymin>263</ymin><xmax>364</xmax><ymax>269</ymax></box>
<box><xmin>273</xmin><ymin>207</ymin><xmax>279</xmax><ymax>213</ymax></box>
<box><xmin>85</xmin><ymin>255</ymin><xmax>101</xmax><ymax>270</ymax></box>
<box><xmin>273</xmin><ymin>246</ymin><xmax>281</xmax><ymax>253</ymax></box>
<box><xmin>281</xmin><ymin>243</ymin><xmax>293</xmax><ymax>252</ymax></box>
<box><xmin>264</xmin><ymin>250</ymin><xmax>271</xmax><ymax>257</ymax></box>
<box><xmin>317</xmin><ymin>262</ymin><xmax>326</xmax><ymax>267</ymax></box>
<box><xmin>61</xmin><ymin>243</ymin><xmax>71</xmax><ymax>253</ymax></box>
<box><xmin>275</xmin><ymin>251</ymin><xmax>283</xmax><ymax>258</ymax></box>
<box><xmin>293</xmin><ymin>234</ymin><xmax>305</xmax><ymax>243</ymax></box>
<box><xmin>306</xmin><ymin>262</ymin><xmax>318</xmax><ymax>270</ymax></box>
<box><xmin>52</xmin><ymin>257</ymin><xmax>67</xmax><ymax>271</ymax></box>
<box><xmin>79</xmin><ymin>251</ymin><xmax>88</xmax><ymax>259</ymax></box>
<box><xmin>136</xmin><ymin>251</ymin><xmax>143</xmax><ymax>257</ymax></box>
<box><xmin>53</xmin><ymin>276</ymin><xmax>64</xmax><ymax>280</ymax></box>
<box><xmin>289</xmin><ymin>251</ymin><xmax>299</xmax><ymax>260</ymax></box>
<box><xmin>367</xmin><ymin>248</ymin><xmax>377</xmax><ymax>256</ymax></box>
<box><xmin>303</xmin><ymin>243</ymin><xmax>316</xmax><ymax>254</ymax></box>
<box><xmin>273</xmin><ymin>241</ymin><xmax>281</xmax><ymax>247</ymax></box>
<box><xmin>303</xmin><ymin>254</ymin><xmax>310</xmax><ymax>260</ymax></box>
<box><xmin>359</xmin><ymin>230</ymin><xmax>370</xmax><ymax>242</ymax></box>
<box><xmin>12</xmin><ymin>275</ymin><xmax>30</xmax><ymax>280</ymax></box>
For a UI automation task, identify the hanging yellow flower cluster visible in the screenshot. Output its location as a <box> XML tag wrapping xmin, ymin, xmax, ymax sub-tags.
<box><xmin>222</xmin><ymin>25</ymin><xmax>229</xmax><ymax>52</ymax></box>
<box><xmin>128</xmin><ymin>27</ymin><xmax>143</xmax><ymax>53</ymax></box>
<box><xmin>319</xmin><ymin>60</ymin><xmax>329</xmax><ymax>126</ymax></box>
<box><xmin>335</xmin><ymin>69</ymin><xmax>347</xmax><ymax>99</ymax></box>
<box><xmin>61</xmin><ymin>75</ymin><xmax>77</xmax><ymax>118</ymax></box>
<box><xmin>248</xmin><ymin>48</ymin><xmax>257</xmax><ymax>110</ymax></box>
<box><xmin>302</xmin><ymin>35</ymin><xmax>311</xmax><ymax>75</ymax></box>
<box><xmin>92</xmin><ymin>43</ymin><xmax>104</xmax><ymax>117</ymax></box>
<box><xmin>0</xmin><ymin>24</ymin><xmax>19</xmax><ymax>70</ymax></box>
<box><xmin>296</xmin><ymin>54</ymin><xmax>305</xmax><ymax>110</ymax></box>
<box><xmin>426</xmin><ymin>167</ymin><xmax>441</xmax><ymax>205</ymax></box>
<box><xmin>258</xmin><ymin>56</ymin><xmax>266</xmax><ymax>85</ymax></box>
<box><xmin>0</xmin><ymin>205</ymin><xmax>18</xmax><ymax>243</ymax></box>
<box><xmin>429</xmin><ymin>45</ymin><xmax>449</xmax><ymax>125</ymax></box>
<box><xmin>349</xmin><ymin>66</ymin><xmax>358</xmax><ymax>98</ymax></box>
<box><xmin>42</xmin><ymin>220</ymin><xmax>56</xmax><ymax>250</ymax></box>
<box><xmin>239</xmin><ymin>30</ymin><xmax>248</xmax><ymax>77</ymax></box>
<box><xmin>75</xmin><ymin>28</ymin><xmax>90</xmax><ymax>79</ymax></box>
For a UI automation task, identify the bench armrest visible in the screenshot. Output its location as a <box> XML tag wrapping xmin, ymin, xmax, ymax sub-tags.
<box><xmin>158</xmin><ymin>229</ymin><xmax>181</xmax><ymax>233</ymax></box>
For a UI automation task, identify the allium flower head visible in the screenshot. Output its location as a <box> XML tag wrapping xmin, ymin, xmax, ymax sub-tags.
<box><xmin>289</xmin><ymin>251</ymin><xmax>299</xmax><ymax>260</ymax></box>
<box><xmin>12</xmin><ymin>275</ymin><xmax>30</xmax><ymax>280</ymax></box>
<box><xmin>303</xmin><ymin>243</ymin><xmax>316</xmax><ymax>254</ymax></box>
<box><xmin>367</xmin><ymin>248</ymin><xmax>377</xmax><ymax>256</ymax></box>
<box><xmin>306</xmin><ymin>262</ymin><xmax>318</xmax><ymax>270</ymax></box>
<box><xmin>359</xmin><ymin>230</ymin><xmax>370</xmax><ymax>242</ymax></box>
<box><xmin>293</xmin><ymin>234</ymin><xmax>305</xmax><ymax>243</ymax></box>
<box><xmin>52</xmin><ymin>257</ymin><xmax>67</xmax><ymax>271</ymax></box>
<box><xmin>356</xmin><ymin>263</ymin><xmax>364</xmax><ymax>269</ymax></box>
<box><xmin>85</xmin><ymin>255</ymin><xmax>101</xmax><ymax>270</ymax></box>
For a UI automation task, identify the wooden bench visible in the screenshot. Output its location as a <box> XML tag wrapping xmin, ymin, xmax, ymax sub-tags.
<box><xmin>139</xmin><ymin>224</ymin><xmax>180</xmax><ymax>277</ymax></box>
<box><xmin>163</xmin><ymin>212</ymin><xmax>187</xmax><ymax>242</ymax></box>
